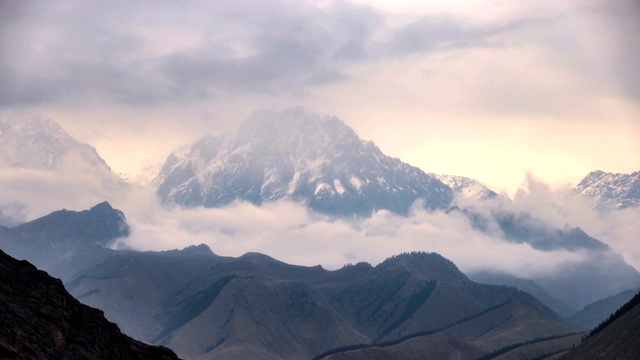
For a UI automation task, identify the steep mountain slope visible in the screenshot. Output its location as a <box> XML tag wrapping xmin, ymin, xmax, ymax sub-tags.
<box><xmin>567</xmin><ymin>288</ymin><xmax>638</xmax><ymax>330</ymax></box>
<box><xmin>573</xmin><ymin>170</ymin><xmax>640</xmax><ymax>211</ymax></box>
<box><xmin>560</xmin><ymin>291</ymin><xmax>640</xmax><ymax>359</ymax></box>
<box><xmin>0</xmin><ymin>249</ymin><xmax>180</xmax><ymax>360</ymax></box>
<box><xmin>66</xmin><ymin>247</ymin><xmax>230</xmax><ymax>342</ymax></box>
<box><xmin>154</xmin><ymin>108</ymin><xmax>453</xmax><ymax>216</ymax></box>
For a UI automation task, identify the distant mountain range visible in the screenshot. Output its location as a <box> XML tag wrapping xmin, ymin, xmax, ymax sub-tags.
<box><xmin>0</xmin><ymin>201</ymin><xmax>637</xmax><ymax>359</ymax></box>
<box><xmin>154</xmin><ymin>108</ymin><xmax>453</xmax><ymax>216</ymax></box>
<box><xmin>1</xmin><ymin>113</ymin><xmax>639</xmax><ymax>359</ymax></box>
<box><xmin>2</xmin><ymin>113</ymin><xmax>638</xmax><ymax>311</ymax></box>
<box><xmin>7</xmin><ymin>216</ymin><xmax>579</xmax><ymax>359</ymax></box>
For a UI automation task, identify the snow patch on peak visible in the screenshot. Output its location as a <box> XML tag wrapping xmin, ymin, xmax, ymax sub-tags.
<box><xmin>287</xmin><ymin>172</ymin><xmax>301</xmax><ymax>195</ymax></box>
<box><xmin>350</xmin><ymin>176</ymin><xmax>363</xmax><ymax>191</ymax></box>
<box><xmin>333</xmin><ymin>179</ymin><xmax>346</xmax><ymax>195</ymax></box>
<box><xmin>433</xmin><ymin>174</ymin><xmax>497</xmax><ymax>202</ymax></box>
<box><xmin>314</xmin><ymin>182</ymin><xmax>333</xmax><ymax>196</ymax></box>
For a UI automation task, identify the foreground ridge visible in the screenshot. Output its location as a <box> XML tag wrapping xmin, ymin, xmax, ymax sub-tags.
<box><xmin>0</xmin><ymin>249</ymin><xmax>181</xmax><ymax>360</ymax></box>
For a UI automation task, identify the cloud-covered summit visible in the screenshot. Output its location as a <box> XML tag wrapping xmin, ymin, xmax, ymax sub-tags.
<box><xmin>0</xmin><ymin>117</ymin><xmax>125</xmax><ymax>225</ymax></box>
<box><xmin>0</xmin><ymin>118</ymin><xmax>111</xmax><ymax>171</ymax></box>
<box><xmin>155</xmin><ymin>108</ymin><xmax>452</xmax><ymax>216</ymax></box>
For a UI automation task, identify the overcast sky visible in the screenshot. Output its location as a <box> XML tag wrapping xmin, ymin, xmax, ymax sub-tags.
<box><xmin>1</xmin><ymin>0</ymin><xmax>638</xmax><ymax>195</ymax></box>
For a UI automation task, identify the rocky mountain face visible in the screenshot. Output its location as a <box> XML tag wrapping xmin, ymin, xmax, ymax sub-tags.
<box><xmin>573</xmin><ymin>170</ymin><xmax>640</xmax><ymax>211</ymax></box>
<box><xmin>0</xmin><ymin>248</ymin><xmax>181</xmax><ymax>360</ymax></box>
<box><xmin>154</xmin><ymin>108</ymin><xmax>453</xmax><ymax>216</ymax></box>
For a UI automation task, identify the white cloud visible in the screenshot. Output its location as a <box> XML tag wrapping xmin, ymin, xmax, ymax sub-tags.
<box><xmin>508</xmin><ymin>173</ymin><xmax>640</xmax><ymax>270</ymax></box>
<box><xmin>111</xmin><ymin>186</ymin><xmax>588</xmax><ymax>278</ymax></box>
<box><xmin>0</xmin><ymin>152</ymin><xmax>633</xmax><ymax>279</ymax></box>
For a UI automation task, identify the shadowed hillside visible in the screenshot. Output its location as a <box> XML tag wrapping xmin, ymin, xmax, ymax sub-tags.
<box><xmin>560</xmin><ymin>291</ymin><xmax>640</xmax><ymax>359</ymax></box>
<box><xmin>0</xmin><ymin>249</ymin><xmax>180</xmax><ymax>360</ymax></box>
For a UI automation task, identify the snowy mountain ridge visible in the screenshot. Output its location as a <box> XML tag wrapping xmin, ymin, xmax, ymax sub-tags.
<box><xmin>574</xmin><ymin>170</ymin><xmax>640</xmax><ymax>211</ymax></box>
<box><xmin>154</xmin><ymin>108</ymin><xmax>453</xmax><ymax>216</ymax></box>
<box><xmin>0</xmin><ymin>118</ymin><xmax>110</xmax><ymax>171</ymax></box>
<box><xmin>431</xmin><ymin>174</ymin><xmax>498</xmax><ymax>202</ymax></box>
<box><xmin>0</xmin><ymin>118</ymin><xmax>126</xmax><ymax>226</ymax></box>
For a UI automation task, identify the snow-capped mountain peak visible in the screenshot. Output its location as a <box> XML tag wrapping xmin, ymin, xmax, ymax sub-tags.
<box><xmin>0</xmin><ymin>118</ymin><xmax>121</xmax><ymax>177</ymax></box>
<box><xmin>0</xmin><ymin>118</ymin><xmax>80</xmax><ymax>169</ymax></box>
<box><xmin>431</xmin><ymin>174</ymin><xmax>497</xmax><ymax>202</ymax></box>
<box><xmin>574</xmin><ymin>170</ymin><xmax>640</xmax><ymax>210</ymax></box>
<box><xmin>154</xmin><ymin>108</ymin><xmax>453</xmax><ymax>216</ymax></box>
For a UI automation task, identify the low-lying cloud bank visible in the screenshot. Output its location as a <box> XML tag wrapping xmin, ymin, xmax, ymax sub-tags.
<box><xmin>0</xmin><ymin>165</ymin><xmax>637</xmax><ymax>278</ymax></box>
<box><xmin>120</xmin><ymin>196</ymin><xmax>588</xmax><ymax>276</ymax></box>
<box><xmin>111</xmin><ymin>185</ymin><xmax>594</xmax><ymax>278</ymax></box>
<box><xmin>504</xmin><ymin>174</ymin><xmax>640</xmax><ymax>272</ymax></box>
<box><xmin>0</xmin><ymin>161</ymin><xmax>126</xmax><ymax>224</ymax></box>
